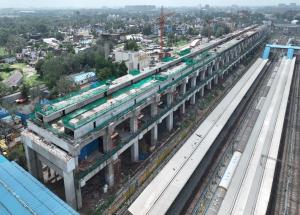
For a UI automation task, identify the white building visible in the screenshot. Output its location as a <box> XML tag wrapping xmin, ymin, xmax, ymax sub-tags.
<box><xmin>114</xmin><ymin>49</ymin><xmax>151</xmax><ymax>71</ymax></box>
<box><xmin>43</xmin><ymin>38</ymin><xmax>60</xmax><ymax>49</ymax></box>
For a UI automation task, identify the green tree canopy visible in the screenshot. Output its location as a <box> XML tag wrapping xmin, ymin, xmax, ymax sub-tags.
<box><xmin>124</xmin><ymin>40</ymin><xmax>139</xmax><ymax>51</ymax></box>
<box><xmin>0</xmin><ymin>82</ymin><xmax>9</xmax><ymax>98</ymax></box>
<box><xmin>56</xmin><ymin>76</ymin><xmax>79</xmax><ymax>96</ymax></box>
<box><xmin>20</xmin><ymin>82</ymin><xmax>30</xmax><ymax>99</ymax></box>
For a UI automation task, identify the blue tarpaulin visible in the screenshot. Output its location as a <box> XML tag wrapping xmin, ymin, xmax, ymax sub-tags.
<box><xmin>0</xmin><ymin>108</ymin><xmax>9</xmax><ymax>119</ymax></box>
<box><xmin>79</xmin><ymin>138</ymin><xmax>102</xmax><ymax>161</ymax></box>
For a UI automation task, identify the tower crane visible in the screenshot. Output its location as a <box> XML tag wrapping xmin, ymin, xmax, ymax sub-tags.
<box><xmin>157</xmin><ymin>6</ymin><xmax>175</xmax><ymax>59</ymax></box>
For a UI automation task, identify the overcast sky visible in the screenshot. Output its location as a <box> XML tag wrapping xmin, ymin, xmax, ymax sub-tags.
<box><xmin>0</xmin><ymin>0</ymin><xmax>296</xmax><ymax>8</ymax></box>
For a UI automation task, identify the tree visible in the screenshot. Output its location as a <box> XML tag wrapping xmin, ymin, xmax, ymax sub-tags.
<box><xmin>0</xmin><ymin>82</ymin><xmax>9</xmax><ymax>98</ymax></box>
<box><xmin>56</xmin><ymin>76</ymin><xmax>79</xmax><ymax>96</ymax></box>
<box><xmin>118</xmin><ymin>61</ymin><xmax>128</xmax><ymax>75</ymax></box>
<box><xmin>5</xmin><ymin>35</ymin><xmax>26</xmax><ymax>55</ymax></box>
<box><xmin>142</xmin><ymin>25</ymin><xmax>152</xmax><ymax>35</ymax></box>
<box><xmin>64</xmin><ymin>42</ymin><xmax>75</xmax><ymax>54</ymax></box>
<box><xmin>36</xmin><ymin>23</ymin><xmax>49</xmax><ymax>35</ymax></box>
<box><xmin>35</xmin><ymin>59</ymin><xmax>44</xmax><ymax>76</ymax></box>
<box><xmin>201</xmin><ymin>26</ymin><xmax>212</xmax><ymax>38</ymax></box>
<box><xmin>0</xmin><ymin>31</ymin><xmax>9</xmax><ymax>47</ymax></box>
<box><xmin>124</xmin><ymin>40</ymin><xmax>139</xmax><ymax>51</ymax></box>
<box><xmin>63</xmin><ymin>54</ymin><xmax>81</xmax><ymax>74</ymax></box>
<box><xmin>96</xmin><ymin>67</ymin><xmax>112</xmax><ymax>80</ymax></box>
<box><xmin>167</xmin><ymin>33</ymin><xmax>176</xmax><ymax>47</ymax></box>
<box><xmin>213</xmin><ymin>23</ymin><xmax>230</xmax><ymax>38</ymax></box>
<box><xmin>20</xmin><ymin>82</ymin><xmax>30</xmax><ymax>99</ymax></box>
<box><xmin>215</xmin><ymin>27</ymin><xmax>225</xmax><ymax>37</ymax></box>
<box><xmin>187</xmin><ymin>27</ymin><xmax>199</xmax><ymax>36</ymax></box>
<box><xmin>55</xmin><ymin>32</ymin><xmax>65</xmax><ymax>41</ymax></box>
<box><xmin>41</xmin><ymin>57</ymin><xmax>65</xmax><ymax>88</ymax></box>
<box><xmin>95</xmin><ymin>55</ymin><xmax>108</xmax><ymax>70</ymax></box>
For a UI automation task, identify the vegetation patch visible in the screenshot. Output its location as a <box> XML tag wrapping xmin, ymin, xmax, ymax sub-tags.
<box><xmin>0</xmin><ymin>47</ymin><xmax>7</xmax><ymax>57</ymax></box>
<box><xmin>175</xmin><ymin>39</ymin><xmax>189</xmax><ymax>47</ymax></box>
<box><xmin>25</xmin><ymin>74</ymin><xmax>43</xmax><ymax>87</ymax></box>
<box><xmin>11</xmin><ymin>63</ymin><xmax>27</xmax><ymax>72</ymax></box>
<box><xmin>0</xmin><ymin>71</ymin><xmax>10</xmax><ymax>80</ymax></box>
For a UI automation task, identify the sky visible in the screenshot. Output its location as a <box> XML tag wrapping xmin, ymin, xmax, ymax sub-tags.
<box><xmin>0</xmin><ymin>0</ymin><xmax>296</xmax><ymax>8</ymax></box>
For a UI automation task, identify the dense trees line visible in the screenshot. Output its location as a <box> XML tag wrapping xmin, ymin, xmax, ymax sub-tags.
<box><xmin>201</xmin><ymin>23</ymin><xmax>231</xmax><ymax>38</ymax></box>
<box><xmin>124</xmin><ymin>40</ymin><xmax>139</xmax><ymax>51</ymax></box>
<box><xmin>36</xmin><ymin>43</ymin><xmax>128</xmax><ymax>92</ymax></box>
<box><xmin>0</xmin><ymin>12</ymin><xmax>109</xmax><ymax>56</ymax></box>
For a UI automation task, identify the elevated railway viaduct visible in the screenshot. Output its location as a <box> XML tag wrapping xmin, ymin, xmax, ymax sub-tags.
<box><xmin>21</xmin><ymin>25</ymin><xmax>268</xmax><ymax>209</ymax></box>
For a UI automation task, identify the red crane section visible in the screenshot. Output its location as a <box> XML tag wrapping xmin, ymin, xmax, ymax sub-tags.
<box><xmin>157</xmin><ymin>6</ymin><xmax>175</xmax><ymax>59</ymax></box>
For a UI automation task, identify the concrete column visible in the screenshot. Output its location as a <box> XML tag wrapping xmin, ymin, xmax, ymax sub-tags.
<box><xmin>191</xmin><ymin>76</ymin><xmax>196</xmax><ymax>88</ymax></box>
<box><xmin>180</xmin><ymin>102</ymin><xmax>186</xmax><ymax>115</ymax></box>
<box><xmin>151</xmin><ymin>101</ymin><xmax>158</xmax><ymax>116</ymax></box>
<box><xmin>208</xmin><ymin>66</ymin><xmax>213</xmax><ymax>76</ymax></box>
<box><xmin>105</xmin><ymin>162</ymin><xmax>114</xmax><ymax>187</ymax></box>
<box><xmin>201</xmin><ymin>87</ymin><xmax>205</xmax><ymax>97</ymax></box>
<box><xmin>130</xmin><ymin>113</ymin><xmax>138</xmax><ymax>132</ymax></box>
<box><xmin>214</xmin><ymin>76</ymin><xmax>219</xmax><ymax>85</ymax></box>
<box><xmin>207</xmin><ymin>81</ymin><xmax>212</xmax><ymax>90</ymax></box>
<box><xmin>190</xmin><ymin>76</ymin><xmax>197</xmax><ymax>105</ymax></box>
<box><xmin>167</xmin><ymin>92</ymin><xmax>173</xmax><ymax>106</ymax></box>
<box><xmin>201</xmin><ymin>70</ymin><xmax>206</xmax><ymax>80</ymax></box>
<box><xmin>215</xmin><ymin>61</ymin><xmax>220</xmax><ymax>71</ymax></box>
<box><xmin>166</xmin><ymin>112</ymin><xmax>173</xmax><ymax>132</ymax></box>
<box><xmin>226</xmin><ymin>55</ymin><xmax>230</xmax><ymax>63</ymax></box>
<box><xmin>24</xmin><ymin>145</ymin><xmax>43</xmax><ymax>181</ymax></box>
<box><xmin>180</xmin><ymin>82</ymin><xmax>186</xmax><ymax>95</ymax></box>
<box><xmin>131</xmin><ymin>142</ymin><xmax>139</xmax><ymax>162</ymax></box>
<box><xmin>63</xmin><ymin>171</ymin><xmax>77</xmax><ymax>209</ymax></box>
<box><xmin>104</xmin><ymin>126</ymin><xmax>115</xmax><ymax>187</ymax></box>
<box><xmin>76</xmin><ymin>183</ymin><xmax>82</xmax><ymax>209</ymax></box>
<box><xmin>190</xmin><ymin>93</ymin><xmax>196</xmax><ymax>105</ymax></box>
<box><xmin>150</xmin><ymin>125</ymin><xmax>158</xmax><ymax>150</ymax></box>
<box><xmin>130</xmin><ymin>113</ymin><xmax>139</xmax><ymax>162</ymax></box>
<box><xmin>36</xmin><ymin>159</ymin><xmax>43</xmax><ymax>182</ymax></box>
<box><xmin>103</xmin><ymin>126</ymin><xmax>113</xmax><ymax>152</ymax></box>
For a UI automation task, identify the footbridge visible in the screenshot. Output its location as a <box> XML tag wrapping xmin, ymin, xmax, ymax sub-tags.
<box><xmin>262</xmin><ymin>44</ymin><xmax>300</xmax><ymax>59</ymax></box>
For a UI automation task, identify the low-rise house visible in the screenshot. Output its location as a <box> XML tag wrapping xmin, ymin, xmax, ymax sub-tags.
<box><xmin>3</xmin><ymin>70</ymin><xmax>23</xmax><ymax>89</ymax></box>
<box><xmin>43</xmin><ymin>38</ymin><xmax>60</xmax><ymax>49</ymax></box>
<box><xmin>2</xmin><ymin>57</ymin><xmax>17</xmax><ymax>64</ymax></box>
<box><xmin>70</xmin><ymin>71</ymin><xmax>97</xmax><ymax>86</ymax></box>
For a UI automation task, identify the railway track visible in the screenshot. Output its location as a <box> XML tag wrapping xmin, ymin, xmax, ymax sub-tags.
<box><xmin>270</xmin><ymin>60</ymin><xmax>300</xmax><ymax>215</ymax></box>
<box><xmin>184</xmin><ymin>57</ymin><xmax>279</xmax><ymax>215</ymax></box>
<box><xmin>116</xmin><ymin>48</ymin><xmax>266</xmax><ymax>215</ymax></box>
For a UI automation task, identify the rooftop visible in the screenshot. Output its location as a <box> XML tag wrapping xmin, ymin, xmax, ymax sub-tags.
<box><xmin>3</xmin><ymin>70</ymin><xmax>23</xmax><ymax>87</ymax></box>
<box><xmin>70</xmin><ymin>71</ymin><xmax>96</xmax><ymax>84</ymax></box>
<box><xmin>0</xmin><ymin>156</ymin><xmax>78</xmax><ymax>215</ymax></box>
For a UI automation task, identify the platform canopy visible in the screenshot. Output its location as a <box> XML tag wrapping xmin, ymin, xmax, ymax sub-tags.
<box><xmin>0</xmin><ymin>156</ymin><xmax>79</xmax><ymax>215</ymax></box>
